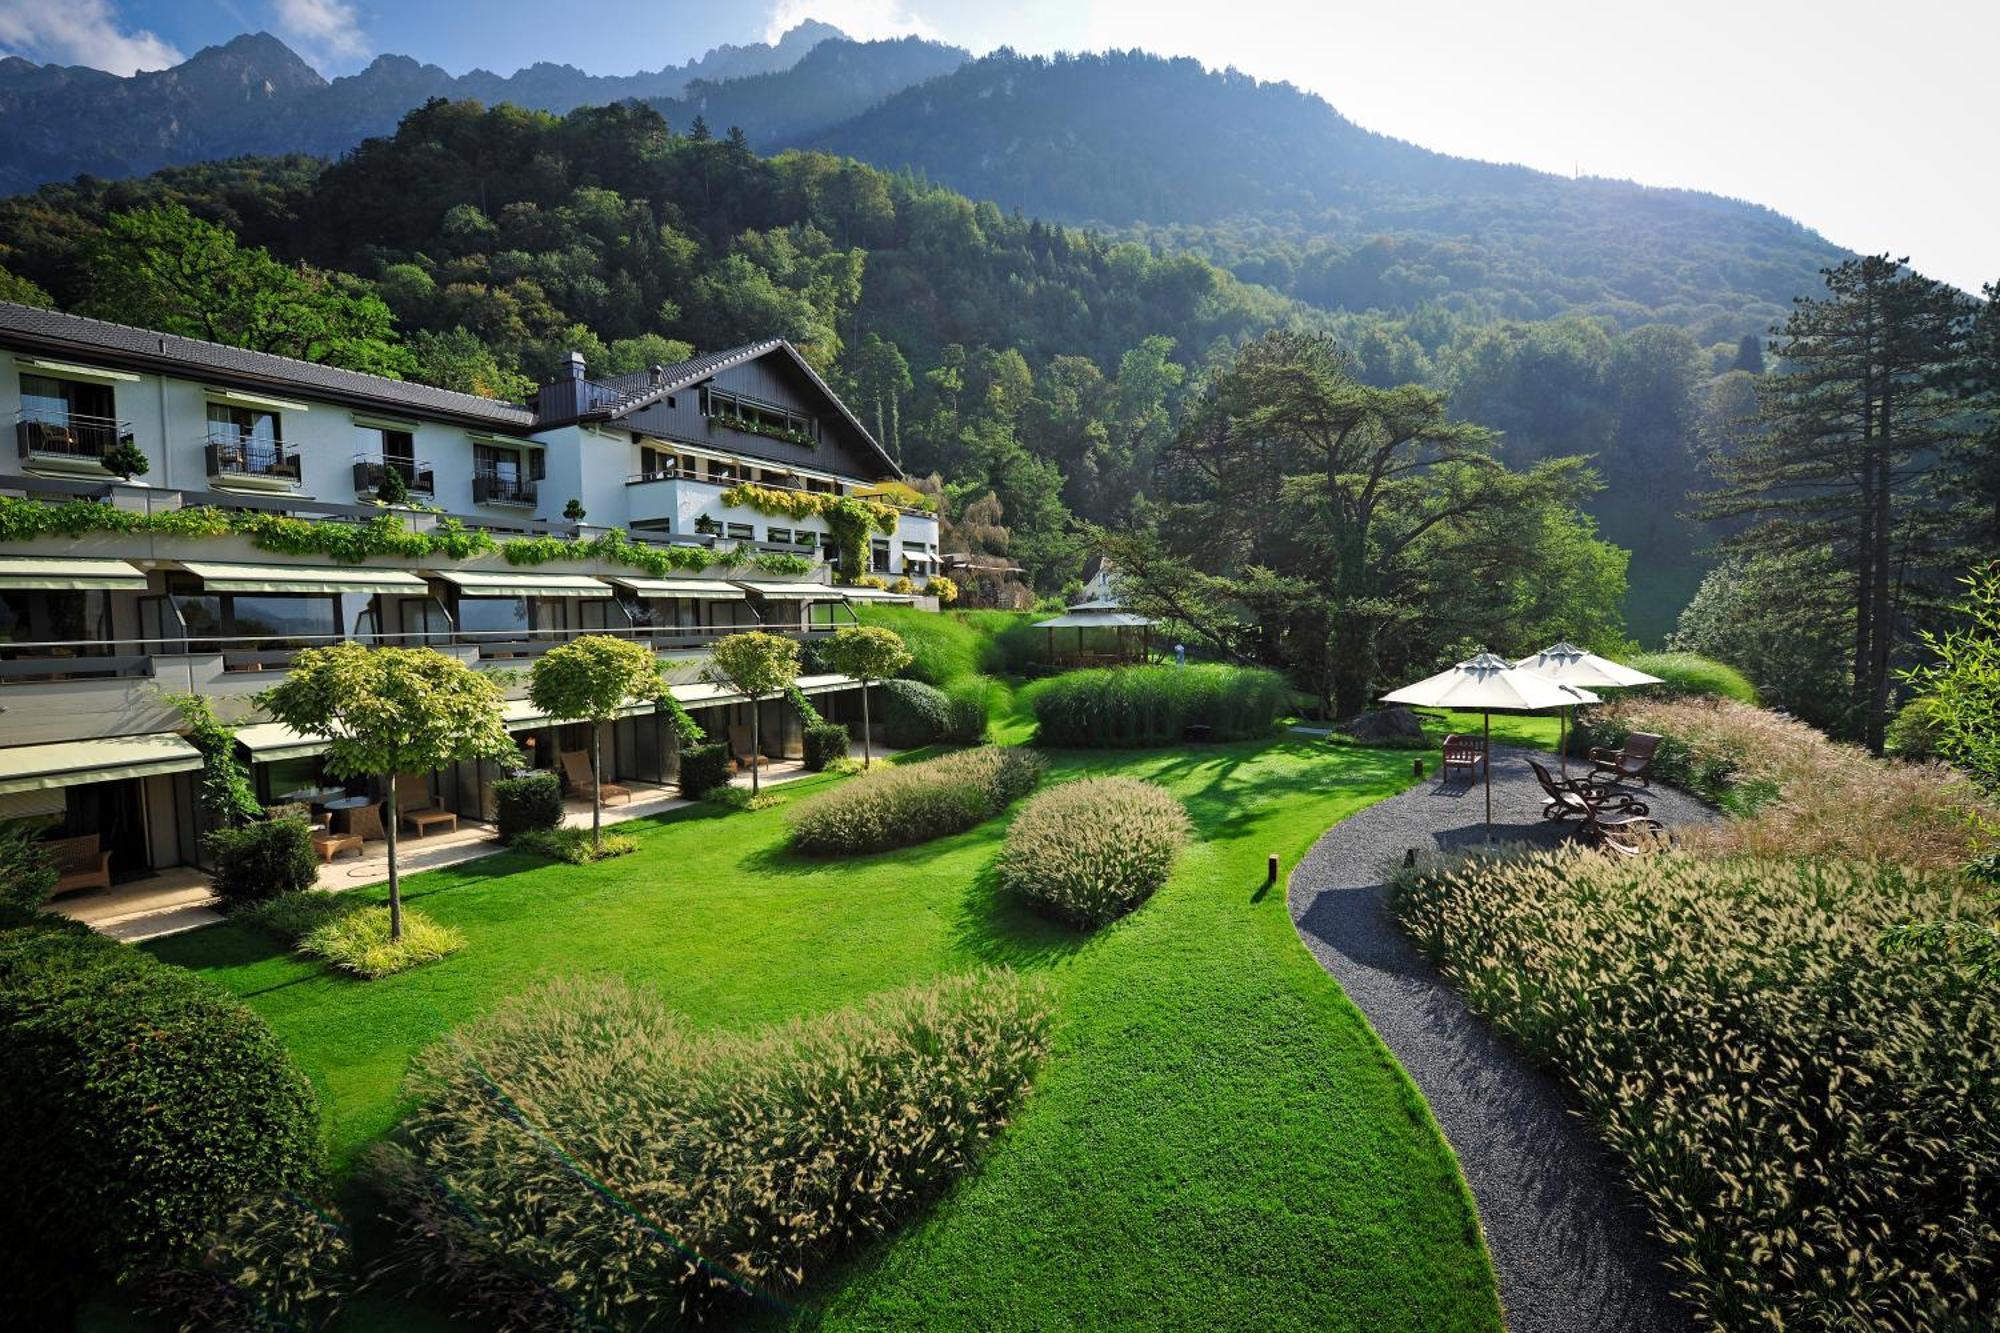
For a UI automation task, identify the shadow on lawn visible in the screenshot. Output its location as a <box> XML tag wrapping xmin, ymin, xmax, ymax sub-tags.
<box><xmin>949</xmin><ymin>862</ymin><xmax>1090</xmax><ymax>970</ymax></box>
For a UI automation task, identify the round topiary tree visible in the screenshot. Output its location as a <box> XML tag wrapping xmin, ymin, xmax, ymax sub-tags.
<box><xmin>821</xmin><ymin>624</ymin><xmax>912</xmax><ymax>769</ymax></box>
<box><xmin>530</xmin><ymin>635</ymin><xmax>663</xmax><ymax>851</ymax></box>
<box><xmin>702</xmin><ymin>631</ymin><xmax>801</xmax><ymax>795</ymax></box>
<box><xmin>102</xmin><ymin>439</ymin><xmax>151</xmax><ymax>483</ymax></box>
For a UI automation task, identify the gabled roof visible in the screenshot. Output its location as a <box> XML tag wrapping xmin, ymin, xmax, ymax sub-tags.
<box><xmin>0</xmin><ymin>302</ymin><xmax>539</xmax><ymax>432</ymax></box>
<box><xmin>590</xmin><ymin>338</ymin><xmax>901</xmax><ymax>479</ymax></box>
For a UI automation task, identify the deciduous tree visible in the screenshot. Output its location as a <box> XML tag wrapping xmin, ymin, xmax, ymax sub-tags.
<box><xmin>530</xmin><ymin>636</ymin><xmax>663</xmax><ymax>850</ymax></box>
<box><xmin>702</xmin><ymin>632</ymin><xmax>801</xmax><ymax>794</ymax></box>
<box><xmin>822</xmin><ymin>625</ymin><xmax>913</xmax><ymax>768</ymax></box>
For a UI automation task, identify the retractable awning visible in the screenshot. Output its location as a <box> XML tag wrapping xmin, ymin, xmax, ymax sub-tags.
<box><xmin>731</xmin><ymin>581</ymin><xmax>831</xmax><ymax>600</ymax></box>
<box><xmin>0</xmin><ymin>556</ymin><xmax>148</xmax><ymax>591</ymax></box>
<box><xmin>501</xmin><ymin>694</ymin><xmax>661</xmax><ymax>731</ymax></box>
<box><xmin>0</xmin><ymin>733</ymin><xmax>203</xmax><ymax>795</ymax></box>
<box><xmin>435</xmin><ymin>570</ymin><xmax>610</xmax><ymax>598</ymax></box>
<box><xmin>669</xmin><ymin>674</ymin><xmax>859</xmax><ymax>712</ymax></box>
<box><xmin>840</xmin><ymin>586</ymin><xmax>916</xmax><ymax>603</ymax></box>
<box><xmin>232</xmin><ymin>721</ymin><xmax>333</xmax><ymax>762</ymax></box>
<box><xmin>606</xmin><ymin>575</ymin><xmax>748</xmax><ymax>599</ymax></box>
<box><xmin>178</xmin><ymin>561</ymin><xmax>427</xmax><ymax>596</ymax></box>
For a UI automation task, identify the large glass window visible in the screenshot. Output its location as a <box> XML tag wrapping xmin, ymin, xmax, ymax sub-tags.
<box><xmin>0</xmin><ymin>590</ymin><xmax>109</xmax><ymax>655</ymax></box>
<box><xmin>228</xmin><ymin>596</ymin><xmax>339</xmax><ymax>643</ymax></box>
<box><xmin>207</xmin><ymin>402</ymin><xmax>285</xmax><ymax>473</ymax></box>
<box><xmin>456</xmin><ymin>597</ymin><xmax>532</xmax><ymax>637</ymax></box>
<box><xmin>20</xmin><ymin>373</ymin><xmax>114</xmax><ymax>425</ymax></box>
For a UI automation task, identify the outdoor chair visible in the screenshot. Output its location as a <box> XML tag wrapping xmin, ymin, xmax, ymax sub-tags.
<box><xmin>345</xmin><ymin>801</ymin><xmax>387</xmax><ymax>843</ymax></box>
<box><xmin>395</xmin><ymin>775</ymin><xmax>460</xmax><ymax>837</ymax></box>
<box><xmin>1440</xmin><ymin>734</ymin><xmax>1486</xmax><ymax>782</ymax></box>
<box><xmin>1587</xmin><ymin>732</ymin><xmax>1662</xmax><ymax>788</ymax></box>
<box><xmin>46</xmin><ymin>834</ymin><xmax>111</xmax><ymax>898</ymax></box>
<box><xmin>727</xmin><ymin>724</ymin><xmax>769</xmax><ymax>771</ymax></box>
<box><xmin>560</xmin><ymin>750</ymin><xmax>631</xmax><ymax>806</ymax></box>
<box><xmin>1580</xmin><ymin>805</ymin><xmax>1666</xmax><ymax>858</ymax></box>
<box><xmin>1528</xmin><ymin>759</ymin><xmax>1649</xmax><ymax>822</ymax></box>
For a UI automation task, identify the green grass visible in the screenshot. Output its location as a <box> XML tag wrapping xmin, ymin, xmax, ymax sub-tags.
<box><xmin>145</xmin><ymin>739</ymin><xmax>1500</xmax><ymax>1331</ymax></box>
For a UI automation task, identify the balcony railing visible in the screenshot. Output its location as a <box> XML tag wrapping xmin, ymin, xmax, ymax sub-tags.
<box><xmin>353</xmin><ymin>455</ymin><xmax>436</xmax><ymax>497</ymax></box>
<box><xmin>625</xmin><ymin>466</ymin><xmax>934</xmax><ymax>517</ymax></box>
<box><xmin>473</xmin><ymin>471</ymin><xmax>537</xmax><ymax>507</ymax></box>
<box><xmin>205</xmin><ymin>432</ymin><xmax>301</xmax><ymax>487</ymax></box>
<box><xmin>15</xmin><ymin>410</ymin><xmax>133</xmax><ymax>466</ymax></box>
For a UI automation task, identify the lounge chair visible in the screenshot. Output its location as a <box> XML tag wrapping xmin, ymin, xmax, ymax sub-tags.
<box><xmin>1588</xmin><ymin>732</ymin><xmax>1661</xmax><ymax>788</ymax></box>
<box><xmin>1528</xmin><ymin>759</ymin><xmax>1649</xmax><ymax>822</ymax></box>
<box><xmin>1440</xmin><ymin>734</ymin><xmax>1486</xmax><ymax>783</ymax></box>
<box><xmin>394</xmin><ymin>775</ymin><xmax>459</xmax><ymax>838</ymax></box>
<box><xmin>726</xmin><ymin>724</ymin><xmax>769</xmax><ymax>771</ymax></box>
<box><xmin>46</xmin><ymin>834</ymin><xmax>111</xmax><ymax>898</ymax></box>
<box><xmin>560</xmin><ymin>750</ymin><xmax>631</xmax><ymax>806</ymax></box>
<box><xmin>1582</xmin><ymin>806</ymin><xmax>1666</xmax><ymax>857</ymax></box>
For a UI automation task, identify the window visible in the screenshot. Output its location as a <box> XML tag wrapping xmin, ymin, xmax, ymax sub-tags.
<box><xmin>227</xmin><ymin>595</ymin><xmax>339</xmax><ymax>643</ymax></box>
<box><xmin>702</xmin><ymin>386</ymin><xmax>818</xmax><ymax>444</ymax></box>
<box><xmin>20</xmin><ymin>373</ymin><xmax>114</xmax><ymax>426</ymax></box>
<box><xmin>725</xmin><ymin>522</ymin><xmax>754</xmax><ymax>542</ymax></box>
<box><xmin>356</xmin><ymin>425</ymin><xmax>415</xmax><ymax>464</ymax></box>
<box><xmin>767</xmin><ymin>527</ymin><xmax>792</xmax><ymax>545</ymax></box>
<box><xmin>207</xmin><ymin>402</ymin><xmax>286</xmax><ymax>474</ymax></box>
<box><xmin>0</xmin><ymin>590</ymin><xmax>110</xmax><ymax>655</ymax></box>
<box><xmin>793</xmin><ymin>530</ymin><xmax>817</xmax><ymax>549</ymax></box>
<box><xmin>639</xmin><ymin>444</ymin><xmax>679</xmax><ymax>479</ymax></box>
<box><xmin>455</xmin><ymin>597</ymin><xmax>531</xmax><ymax>637</ymax></box>
<box><xmin>871</xmin><ymin>539</ymin><xmax>892</xmax><ymax>573</ymax></box>
<box><xmin>705</xmin><ymin>457</ymin><xmax>739</xmax><ymax>483</ymax></box>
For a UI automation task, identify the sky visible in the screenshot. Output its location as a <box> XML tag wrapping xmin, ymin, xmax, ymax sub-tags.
<box><xmin>0</xmin><ymin>0</ymin><xmax>1991</xmax><ymax>294</ymax></box>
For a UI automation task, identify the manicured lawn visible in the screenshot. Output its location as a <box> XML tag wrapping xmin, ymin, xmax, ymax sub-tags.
<box><xmin>146</xmin><ymin>736</ymin><xmax>1501</xmax><ymax>1331</ymax></box>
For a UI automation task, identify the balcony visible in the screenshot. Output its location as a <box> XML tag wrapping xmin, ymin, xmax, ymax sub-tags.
<box><xmin>205</xmin><ymin>432</ymin><xmax>301</xmax><ymax>492</ymax></box>
<box><xmin>473</xmin><ymin>470</ymin><xmax>537</xmax><ymax>508</ymax></box>
<box><xmin>353</xmin><ymin>455</ymin><xmax>436</xmax><ymax>499</ymax></box>
<box><xmin>15</xmin><ymin>410</ymin><xmax>134</xmax><ymax>477</ymax></box>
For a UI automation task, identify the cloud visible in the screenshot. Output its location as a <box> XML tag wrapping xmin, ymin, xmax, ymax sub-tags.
<box><xmin>270</xmin><ymin>0</ymin><xmax>369</xmax><ymax>67</ymax></box>
<box><xmin>763</xmin><ymin>0</ymin><xmax>939</xmax><ymax>44</ymax></box>
<box><xmin>0</xmin><ymin>0</ymin><xmax>183</xmax><ymax>75</ymax></box>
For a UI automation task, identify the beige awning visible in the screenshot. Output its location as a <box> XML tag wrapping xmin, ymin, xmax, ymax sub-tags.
<box><xmin>0</xmin><ymin>733</ymin><xmax>203</xmax><ymax>795</ymax></box>
<box><xmin>0</xmin><ymin>556</ymin><xmax>148</xmax><ymax>591</ymax></box>
<box><xmin>501</xmin><ymin>694</ymin><xmax>659</xmax><ymax>731</ymax></box>
<box><xmin>606</xmin><ymin>575</ymin><xmax>747</xmax><ymax>599</ymax></box>
<box><xmin>840</xmin><ymin>586</ymin><xmax>916</xmax><ymax>603</ymax></box>
<box><xmin>796</xmin><ymin>673</ymin><xmax>859</xmax><ymax>695</ymax></box>
<box><xmin>669</xmin><ymin>674</ymin><xmax>858</xmax><ymax>711</ymax></box>
<box><xmin>731</xmin><ymin>581</ymin><xmax>831</xmax><ymax>599</ymax></box>
<box><xmin>436</xmin><ymin>570</ymin><xmax>610</xmax><ymax>598</ymax></box>
<box><xmin>232</xmin><ymin>721</ymin><xmax>332</xmax><ymax>762</ymax></box>
<box><xmin>178</xmin><ymin>561</ymin><xmax>427</xmax><ymax>596</ymax></box>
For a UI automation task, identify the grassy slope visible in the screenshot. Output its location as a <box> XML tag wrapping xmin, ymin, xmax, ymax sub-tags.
<box><xmin>146</xmin><ymin>735</ymin><xmax>1502</xmax><ymax>1330</ymax></box>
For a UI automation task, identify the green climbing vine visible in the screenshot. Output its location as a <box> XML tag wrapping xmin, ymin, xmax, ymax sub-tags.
<box><xmin>785</xmin><ymin>682</ymin><xmax>824</xmax><ymax>726</ymax></box>
<box><xmin>718</xmin><ymin>482</ymin><xmax>897</xmax><ymax>583</ymax></box>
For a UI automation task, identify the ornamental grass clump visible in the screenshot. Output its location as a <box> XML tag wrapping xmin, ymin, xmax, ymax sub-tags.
<box><xmin>371</xmin><ymin>969</ymin><xmax>1052</xmax><ymax>1329</ymax></box>
<box><xmin>998</xmin><ymin>778</ymin><xmax>1191</xmax><ymax>928</ymax></box>
<box><xmin>298</xmin><ymin>904</ymin><xmax>464</xmax><ymax>980</ymax></box>
<box><xmin>1028</xmin><ymin>663</ymin><xmax>1287</xmax><ymax>747</ymax></box>
<box><xmin>1392</xmin><ymin>846</ymin><xmax>2000</xmax><ymax>1331</ymax></box>
<box><xmin>787</xmin><ymin>746</ymin><xmax>1044</xmax><ymax>855</ymax></box>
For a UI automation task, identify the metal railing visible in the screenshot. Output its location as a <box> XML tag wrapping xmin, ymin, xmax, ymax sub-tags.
<box><xmin>15</xmin><ymin>409</ymin><xmax>133</xmax><ymax>462</ymax></box>
<box><xmin>205</xmin><ymin>431</ymin><xmax>301</xmax><ymax>484</ymax></box>
<box><xmin>352</xmin><ymin>455</ymin><xmax>436</xmax><ymax>496</ymax></box>
<box><xmin>622</xmin><ymin>466</ymin><xmax>936</xmax><ymax>518</ymax></box>
<box><xmin>472</xmin><ymin>470</ymin><xmax>537</xmax><ymax>507</ymax></box>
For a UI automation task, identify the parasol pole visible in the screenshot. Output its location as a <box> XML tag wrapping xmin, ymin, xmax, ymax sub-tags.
<box><xmin>1483</xmin><ymin>710</ymin><xmax>1493</xmax><ymax>840</ymax></box>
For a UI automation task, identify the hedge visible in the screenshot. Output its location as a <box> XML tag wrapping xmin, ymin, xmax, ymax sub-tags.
<box><xmin>374</xmin><ymin>969</ymin><xmax>1052</xmax><ymax>1328</ymax></box>
<box><xmin>0</xmin><ymin>823</ymin><xmax>57</xmax><ymax>914</ymax></box>
<box><xmin>209</xmin><ymin>817</ymin><xmax>319</xmax><ymax>906</ymax></box>
<box><xmin>1028</xmin><ymin>664</ymin><xmax>1288</xmax><ymax>747</ymax></box>
<box><xmin>802</xmin><ymin>719</ymin><xmax>851</xmax><ymax>771</ymax></box>
<box><xmin>0</xmin><ymin>924</ymin><xmax>320</xmax><ymax>1321</ymax></box>
<box><xmin>882</xmin><ymin>677</ymin><xmax>953</xmax><ymax>748</ymax></box>
<box><xmin>492</xmin><ymin>771</ymin><xmax>563</xmax><ymax>843</ymax></box>
<box><xmin>998</xmin><ymin>778</ymin><xmax>1191</xmax><ymax>928</ymax></box>
<box><xmin>1623</xmin><ymin>651</ymin><xmax>1759</xmax><ymax>705</ymax></box>
<box><xmin>942</xmin><ymin>675</ymin><xmax>993</xmax><ymax>744</ymax></box>
<box><xmin>788</xmin><ymin>746</ymin><xmax>1045</xmax><ymax>855</ymax></box>
<box><xmin>677</xmin><ymin>741</ymin><xmax>732</xmax><ymax>798</ymax></box>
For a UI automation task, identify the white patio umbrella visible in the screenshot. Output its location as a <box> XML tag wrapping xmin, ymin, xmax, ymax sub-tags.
<box><xmin>1514</xmin><ymin>642</ymin><xmax>1664</xmax><ymax>777</ymax></box>
<box><xmin>1382</xmin><ymin>651</ymin><xmax>1601</xmax><ymax>840</ymax></box>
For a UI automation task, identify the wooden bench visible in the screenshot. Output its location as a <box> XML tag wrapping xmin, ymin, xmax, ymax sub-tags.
<box><xmin>1440</xmin><ymin>734</ymin><xmax>1487</xmax><ymax>782</ymax></box>
<box><xmin>47</xmin><ymin>834</ymin><xmax>111</xmax><ymax>898</ymax></box>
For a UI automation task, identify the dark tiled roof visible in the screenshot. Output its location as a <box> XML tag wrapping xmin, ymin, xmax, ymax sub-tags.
<box><xmin>0</xmin><ymin>302</ymin><xmax>539</xmax><ymax>431</ymax></box>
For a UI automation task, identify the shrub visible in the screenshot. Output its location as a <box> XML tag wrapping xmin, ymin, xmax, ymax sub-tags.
<box><xmin>299</xmin><ymin>905</ymin><xmax>464</xmax><ymax>979</ymax></box>
<box><xmin>882</xmin><ymin>676</ymin><xmax>952</xmax><ymax>748</ymax></box>
<box><xmin>0</xmin><ymin>822</ymin><xmax>56</xmax><ymax>914</ymax></box>
<box><xmin>943</xmin><ymin>674</ymin><xmax>993</xmax><ymax>743</ymax></box>
<box><xmin>677</xmin><ymin>740</ymin><xmax>731</xmax><ymax>798</ymax></box>
<box><xmin>236</xmin><ymin>891</ymin><xmax>358</xmax><ymax>943</ymax></box>
<box><xmin>1885</xmin><ymin>694</ymin><xmax>1945</xmax><ymax>762</ymax></box>
<box><xmin>492</xmin><ymin>771</ymin><xmax>563</xmax><ymax>842</ymax></box>
<box><xmin>928</xmin><ymin>574</ymin><xmax>960</xmax><ymax>604</ymax></box>
<box><xmin>1028</xmin><ymin>663</ymin><xmax>1288</xmax><ymax>747</ymax></box>
<box><xmin>140</xmin><ymin>1192</ymin><xmax>355</xmax><ymax>1333</ymax></box>
<box><xmin>1393</xmin><ymin>847</ymin><xmax>2000</xmax><ymax>1331</ymax></box>
<box><xmin>0</xmin><ymin>925</ymin><xmax>319</xmax><ymax>1318</ymax></box>
<box><xmin>1578</xmin><ymin>695</ymin><xmax>1996</xmax><ymax>870</ymax></box>
<box><xmin>998</xmin><ymin>778</ymin><xmax>1191</xmax><ymax>928</ymax></box>
<box><xmin>208</xmin><ymin>817</ymin><xmax>319</xmax><ymax>907</ymax></box>
<box><xmin>788</xmin><ymin>746</ymin><xmax>1045</xmax><ymax>855</ymax></box>
<box><xmin>374</xmin><ymin>969</ymin><xmax>1052</xmax><ymax>1328</ymax></box>
<box><xmin>852</xmin><ymin>605</ymin><xmax>1038</xmax><ymax>684</ymax></box>
<box><xmin>705</xmin><ymin>786</ymin><xmax>784</xmax><ymax>812</ymax></box>
<box><xmin>1624</xmin><ymin>650</ymin><xmax>1759</xmax><ymax>705</ymax></box>
<box><xmin>802</xmin><ymin>719</ymin><xmax>851</xmax><ymax>771</ymax></box>
<box><xmin>513</xmin><ymin>827</ymin><xmax>638</xmax><ymax>864</ymax></box>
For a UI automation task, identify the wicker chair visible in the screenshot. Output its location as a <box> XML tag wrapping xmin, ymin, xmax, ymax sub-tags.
<box><xmin>345</xmin><ymin>801</ymin><xmax>387</xmax><ymax>843</ymax></box>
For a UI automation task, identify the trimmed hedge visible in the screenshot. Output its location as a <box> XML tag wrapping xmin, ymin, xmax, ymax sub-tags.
<box><xmin>1394</xmin><ymin>847</ymin><xmax>2000</xmax><ymax>1330</ymax></box>
<box><xmin>209</xmin><ymin>817</ymin><xmax>318</xmax><ymax>906</ymax></box>
<box><xmin>0</xmin><ymin>924</ymin><xmax>320</xmax><ymax>1320</ymax></box>
<box><xmin>882</xmin><ymin>677</ymin><xmax>953</xmax><ymax>748</ymax></box>
<box><xmin>677</xmin><ymin>741</ymin><xmax>731</xmax><ymax>798</ymax></box>
<box><xmin>788</xmin><ymin>746</ymin><xmax>1045</xmax><ymax>855</ymax></box>
<box><xmin>373</xmin><ymin>969</ymin><xmax>1052</xmax><ymax>1329</ymax></box>
<box><xmin>802</xmin><ymin>719</ymin><xmax>850</xmax><ymax>771</ymax></box>
<box><xmin>0</xmin><ymin>823</ymin><xmax>57</xmax><ymax>914</ymax></box>
<box><xmin>943</xmin><ymin>675</ymin><xmax>993</xmax><ymax>744</ymax></box>
<box><xmin>1624</xmin><ymin>651</ymin><xmax>1759</xmax><ymax>705</ymax></box>
<box><xmin>492</xmin><ymin>771</ymin><xmax>563</xmax><ymax>842</ymax></box>
<box><xmin>998</xmin><ymin>778</ymin><xmax>1191</xmax><ymax>928</ymax></box>
<box><xmin>1028</xmin><ymin>664</ymin><xmax>1288</xmax><ymax>747</ymax></box>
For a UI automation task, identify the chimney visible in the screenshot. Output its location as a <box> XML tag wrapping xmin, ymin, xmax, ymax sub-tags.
<box><xmin>649</xmin><ymin>363</ymin><xmax>667</xmax><ymax>385</ymax></box>
<box><xmin>564</xmin><ymin>350</ymin><xmax>586</xmax><ymax>382</ymax></box>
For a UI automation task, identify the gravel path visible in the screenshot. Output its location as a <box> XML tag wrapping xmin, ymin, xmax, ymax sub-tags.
<box><xmin>1288</xmin><ymin>746</ymin><xmax>1712</xmax><ymax>1333</ymax></box>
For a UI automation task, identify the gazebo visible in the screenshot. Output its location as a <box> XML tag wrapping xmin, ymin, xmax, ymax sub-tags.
<box><xmin>1034</xmin><ymin>600</ymin><xmax>1155</xmax><ymax>669</ymax></box>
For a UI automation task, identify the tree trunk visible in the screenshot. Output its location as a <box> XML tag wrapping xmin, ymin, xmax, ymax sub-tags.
<box><xmin>1865</xmin><ymin>382</ymin><xmax>1897</xmax><ymax>753</ymax></box>
<box><xmin>750</xmin><ymin>700</ymin><xmax>761</xmax><ymax>795</ymax></box>
<box><xmin>384</xmin><ymin>776</ymin><xmax>402</xmax><ymax>942</ymax></box>
<box><xmin>590</xmin><ymin>723</ymin><xmax>604</xmax><ymax>851</ymax></box>
<box><xmin>1329</xmin><ymin>608</ymin><xmax>1377</xmax><ymax>722</ymax></box>
<box><xmin>860</xmin><ymin>683</ymin><xmax>873</xmax><ymax>769</ymax></box>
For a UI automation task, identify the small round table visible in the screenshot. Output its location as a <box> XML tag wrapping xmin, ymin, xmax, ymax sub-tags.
<box><xmin>320</xmin><ymin>794</ymin><xmax>373</xmax><ymax>834</ymax></box>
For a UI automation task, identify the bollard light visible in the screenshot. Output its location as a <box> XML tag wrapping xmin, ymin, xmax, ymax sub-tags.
<box><xmin>1413</xmin><ymin>757</ymin><xmax>1425</xmax><ymax>779</ymax></box>
<box><xmin>1266</xmin><ymin>853</ymin><xmax>1278</xmax><ymax>886</ymax></box>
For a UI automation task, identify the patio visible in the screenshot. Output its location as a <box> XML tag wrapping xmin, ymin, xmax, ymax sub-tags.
<box><xmin>52</xmin><ymin>753</ymin><xmax>868</xmax><ymax>942</ymax></box>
